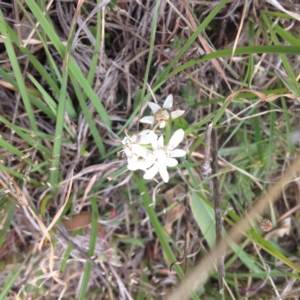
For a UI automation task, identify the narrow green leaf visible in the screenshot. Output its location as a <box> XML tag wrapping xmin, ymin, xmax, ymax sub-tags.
<box><xmin>0</xmin><ymin>254</ymin><xmax>30</xmax><ymax>300</ymax></box>
<box><xmin>49</xmin><ymin>68</ymin><xmax>68</xmax><ymax>185</ymax></box>
<box><xmin>89</xmin><ymin>198</ymin><xmax>98</xmax><ymax>257</ymax></box>
<box><xmin>0</xmin><ymin>11</ymin><xmax>37</xmax><ymax>130</ymax></box>
<box><xmin>78</xmin><ymin>261</ymin><xmax>92</xmax><ymax>300</ymax></box>
<box><xmin>249</xmin><ymin>230</ymin><xmax>300</xmax><ymax>273</ymax></box>
<box><xmin>252</xmin><ymin>109</ymin><xmax>264</xmax><ymax>163</ymax></box>
<box><xmin>70</xmin><ymin>75</ymin><xmax>105</xmax><ymax>155</ymax></box>
<box><xmin>25</xmin><ymin>0</ymin><xmax>111</xmax><ymax>130</ymax></box>
<box><xmin>171</xmin><ymin>46</ymin><xmax>300</xmax><ymax>76</ymax></box>
<box><xmin>190</xmin><ymin>191</ymin><xmax>216</xmax><ymax>248</ymax></box>
<box><xmin>0</xmin><ymin>201</ymin><xmax>15</xmax><ymax>249</ymax></box>
<box><xmin>118</xmin><ymin>237</ymin><xmax>145</xmax><ymax>248</ymax></box>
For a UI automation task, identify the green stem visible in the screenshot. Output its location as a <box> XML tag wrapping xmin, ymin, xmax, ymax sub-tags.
<box><xmin>165</xmin><ymin>122</ymin><xmax>171</xmax><ymax>144</ymax></box>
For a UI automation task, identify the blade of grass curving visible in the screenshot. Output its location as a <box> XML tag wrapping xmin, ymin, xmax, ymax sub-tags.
<box><xmin>248</xmin><ymin>230</ymin><xmax>300</xmax><ymax>273</ymax></box>
<box><xmin>117</xmin><ymin>46</ymin><xmax>300</xmax><ymax>136</ymax></box>
<box><xmin>274</xmin><ymin>24</ymin><xmax>300</xmax><ymax>46</ymax></box>
<box><xmin>170</xmin><ymin>45</ymin><xmax>300</xmax><ymax>76</ymax></box>
<box><xmin>207</xmin><ymin>87</ymin><xmax>291</xmax><ymax>109</ymax></box>
<box><xmin>25</xmin><ymin>0</ymin><xmax>111</xmax><ymax>130</ymax></box>
<box><xmin>134</xmin><ymin>175</ymin><xmax>200</xmax><ymax>300</ymax></box>
<box><xmin>0</xmin><ymin>11</ymin><xmax>37</xmax><ymax>131</ymax></box>
<box><xmin>262</xmin><ymin>10</ymin><xmax>298</xmax><ymax>20</ymax></box>
<box><xmin>225</xmin><ymin>210</ymin><xmax>300</xmax><ymax>273</ymax></box>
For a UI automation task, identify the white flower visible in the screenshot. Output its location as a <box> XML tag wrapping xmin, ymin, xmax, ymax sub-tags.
<box><xmin>143</xmin><ymin>129</ymin><xmax>186</xmax><ymax>182</ymax></box>
<box><xmin>120</xmin><ymin>130</ymin><xmax>157</xmax><ymax>171</ymax></box>
<box><xmin>121</xmin><ymin>130</ymin><xmax>156</xmax><ymax>146</ymax></box>
<box><xmin>140</xmin><ymin>94</ymin><xmax>185</xmax><ymax>128</ymax></box>
<box><xmin>126</xmin><ymin>145</ymin><xmax>154</xmax><ymax>171</ymax></box>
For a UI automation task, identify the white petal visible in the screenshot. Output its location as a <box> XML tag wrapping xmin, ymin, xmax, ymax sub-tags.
<box><xmin>168</xmin><ymin>129</ymin><xmax>184</xmax><ymax>150</ymax></box>
<box><xmin>139</xmin><ymin>129</ymin><xmax>152</xmax><ymax>135</ymax></box>
<box><xmin>127</xmin><ymin>160</ymin><xmax>141</xmax><ymax>171</ymax></box>
<box><xmin>143</xmin><ymin>164</ymin><xmax>159</xmax><ymax>180</ymax></box>
<box><xmin>159</xmin><ymin>120</ymin><xmax>166</xmax><ymax>128</ymax></box>
<box><xmin>163</xmin><ymin>94</ymin><xmax>173</xmax><ymax>109</ymax></box>
<box><xmin>151</xmin><ymin>134</ymin><xmax>163</xmax><ymax>151</ymax></box>
<box><xmin>131</xmin><ymin>144</ymin><xmax>151</xmax><ymax>157</ymax></box>
<box><xmin>148</xmin><ymin>131</ymin><xmax>158</xmax><ymax>143</ymax></box>
<box><xmin>166</xmin><ymin>157</ymin><xmax>178</xmax><ymax>167</ymax></box>
<box><xmin>140</xmin><ymin>116</ymin><xmax>155</xmax><ymax>124</ymax></box>
<box><xmin>170</xmin><ymin>149</ymin><xmax>186</xmax><ymax>157</ymax></box>
<box><xmin>159</xmin><ymin>166</ymin><xmax>169</xmax><ymax>182</ymax></box>
<box><xmin>137</xmin><ymin>131</ymin><xmax>157</xmax><ymax>144</ymax></box>
<box><xmin>171</xmin><ymin>110</ymin><xmax>185</xmax><ymax>120</ymax></box>
<box><xmin>130</xmin><ymin>135</ymin><xmax>138</xmax><ymax>143</ymax></box>
<box><xmin>124</xmin><ymin>147</ymin><xmax>134</xmax><ymax>158</ymax></box>
<box><xmin>121</xmin><ymin>136</ymin><xmax>131</xmax><ymax>145</ymax></box>
<box><xmin>144</xmin><ymin>155</ymin><xmax>155</xmax><ymax>168</ymax></box>
<box><xmin>158</xmin><ymin>135</ymin><xmax>164</xmax><ymax>148</ymax></box>
<box><xmin>148</xmin><ymin>102</ymin><xmax>161</xmax><ymax>114</ymax></box>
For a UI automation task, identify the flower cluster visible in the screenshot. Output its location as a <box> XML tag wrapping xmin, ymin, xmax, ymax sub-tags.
<box><xmin>120</xmin><ymin>95</ymin><xmax>186</xmax><ymax>183</ymax></box>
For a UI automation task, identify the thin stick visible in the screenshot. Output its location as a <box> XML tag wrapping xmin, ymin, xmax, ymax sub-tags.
<box><xmin>203</xmin><ymin>123</ymin><xmax>213</xmax><ymax>177</ymax></box>
<box><xmin>202</xmin><ymin>122</ymin><xmax>224</xmax><ymax>292</ymax></box>
<box><xmin>211</xmin><ymin>126</ymin><xmax>224</xmax><ymax>293</ymax></box>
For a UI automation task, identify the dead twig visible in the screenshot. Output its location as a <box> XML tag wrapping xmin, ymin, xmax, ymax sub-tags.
<box><xmin>202</xmin><ymin>122</ymin><xmax>224</xmax><ymax>292</ymax></box>
<box><xmin>211</xmin><ymin>126</ymin><xmax>224</xmax><ymax>293</ymax></box>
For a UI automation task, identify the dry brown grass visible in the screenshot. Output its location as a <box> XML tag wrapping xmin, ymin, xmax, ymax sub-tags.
<box><xmin>1</xmin><ymin>0</ymin><xmax>300</xmax><ymax>299</ymax></box>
